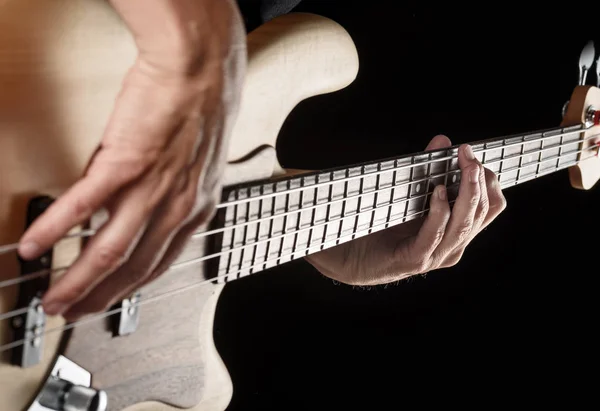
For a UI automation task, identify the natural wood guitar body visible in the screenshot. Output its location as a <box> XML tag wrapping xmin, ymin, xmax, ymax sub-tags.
<box><xmin>0</xmin><ymin>2</ymin><xmax>359</xmax><ymax>410</ymax></box>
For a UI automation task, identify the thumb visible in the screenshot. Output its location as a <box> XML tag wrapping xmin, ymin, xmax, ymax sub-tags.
<box><xmin>425</xmin><ymin>134</ymin><xmax>452</xmax><ymax>151</ymax></box>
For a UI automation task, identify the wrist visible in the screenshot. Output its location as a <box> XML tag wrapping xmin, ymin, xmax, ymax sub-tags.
<box><xmin>110</xmin><ymin>0</ymin><xmax>246</xmax><ymax>75</ymax></box>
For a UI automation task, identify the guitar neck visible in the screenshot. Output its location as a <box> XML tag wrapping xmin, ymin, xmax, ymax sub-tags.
<box><xmin>210</xmin><ymin>123</ymin><xmax>591</xmax><ymax>283</ymax></box>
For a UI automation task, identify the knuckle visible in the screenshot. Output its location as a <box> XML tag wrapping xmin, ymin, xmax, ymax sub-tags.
<box><xmin>71</xmin><ymin>197</ymin><xmax>94</xmax><ymax>220</ymax></box>
<box><xmin>469</xmin><ymin>194</ymin><xmax>480</xmax><ymax>207</ymax></box>
<box><xmin>479</xmin><ymin>196</ymin><xmax>490</xmax><ymax>216</ymax></box>
<box><xmin>93</xmin><ymin>245</ymin><xmax>126</xmax><ymax>271</ymax></box>
<box><xmin>456</xmin><ymin>222</ymin><xmax>473</xmax><ymax>242</ymax></box>
<box><xmin>432</xmin><ymin>228</ymin><xmax>446</xmax><ymax>246</ymax></box>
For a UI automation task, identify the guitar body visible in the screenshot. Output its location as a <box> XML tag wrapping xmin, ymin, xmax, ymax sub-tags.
<box><xmin>0</xmin><ymin>2</ymin><xmax>359</xmax><ymax>410</ymax></box>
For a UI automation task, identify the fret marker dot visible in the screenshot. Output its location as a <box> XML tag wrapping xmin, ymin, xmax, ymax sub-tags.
<box><xmin>416</xmin><ymin>183</ymin><xmax>421</xmax><ymax>192</ymax></box>
<box><xmin>452</xmin><ymin>175</ymin><xmax>457</xmax><ymax>183</ymax></box>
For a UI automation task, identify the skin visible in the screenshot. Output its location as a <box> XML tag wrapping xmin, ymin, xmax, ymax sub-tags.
<box><xmin>15</xmin><ymin>2</ymin><xmax>506</xmax><ymax>320</ymax></box>
<box><xmin>306</xmin><ymin>135</ymin><xmax>507</xmax><ymax>285</ymax></box>
<box><xmin>17</xmin><ymin>0</ymin><xmax>248</xmax><ymax>320</ymax></box>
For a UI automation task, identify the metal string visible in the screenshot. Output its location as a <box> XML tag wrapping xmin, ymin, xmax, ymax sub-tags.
<box><xmin>0</xmin><ymin>147</ymin><xmax>594</xmax><ymax>347</ymax></box>
<box><xmin>0</xmin><ymin>129</ymin><xmax>595</xmax><ymax>257</ymax></box>
<box><xmin>0</xmin><ymin>141</ymin><xmax>595</xmax><ymax>294</ymax></box>
<box><xmin>0</xmin><ymin>140</ymin><xmax>594</xmax><ymax>295</ymax></box>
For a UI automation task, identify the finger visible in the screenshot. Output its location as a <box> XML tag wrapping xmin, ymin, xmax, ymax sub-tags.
<box><xmin>18</xmin><ymin>149</ymin><xmax>148</xmax><ymax>260</ymax></box>
<box><xmin>472</xmin><ymin>160</ymin><xmax>490</xmax><ymax>233</ymax></box>
<box><xmin>400</xmin><ymin>184</ymin><xmax>450</xmax><ymax>272</ymax></box>
<box><xmin>433</xmin><ymin>144</ymin><xmax>481</xmax><ymax>257</ymax></box>
<box><xmin>63</xmin><ymin>127</ymin><xmax>215</xmax><ymax>319</ymax></box>
<box><xmin>41</xmin><ymin>178</ymin><xmax>160</xmax><ymax>316</ymax></box>
<box><xmin>63</xmin><ymin>180</ymin><xmax>209</xmax><ymax>321</ymax></box>
<box><xmin>479</xmin><ymin>168</ymin><xmax>506</xmax><ymax>230</ymax></box>
<box><xmin>425</xmin><ymin>134</ymin><xmax>452</xmax><ymax>151</ymax></box>
<box><xmin>437</xmin><ymin>168</ymin><xmax>505</xmax><ymax>270</ymax></box>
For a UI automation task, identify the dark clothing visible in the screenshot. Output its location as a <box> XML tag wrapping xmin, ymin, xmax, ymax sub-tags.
<box><xmin>236</xmin><ymin>0</ymin><xmax>303</xmax><ymax>32</ymax></box>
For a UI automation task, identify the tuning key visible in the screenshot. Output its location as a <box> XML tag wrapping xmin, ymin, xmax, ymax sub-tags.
<box><xmin>578</xmin><ymin>40</ymin><xmax>595</xmax><ymax>85</ymax></box>
<box><xmin>596</xmin><ymin>52</ymin><xmax>600</xmax><ymax>87</ymax></box>
<box><xmin>562</xmin><ymin>40</ymin><xmax>596</xmax><ymax>117</ymax></box>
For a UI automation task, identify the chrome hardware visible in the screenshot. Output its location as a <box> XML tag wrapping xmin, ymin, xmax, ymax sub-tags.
<box><xmin>578</xmin><ymin>40</ymin><xmax>595</xmax><ymax>85</ymax></box>
<box><xmin>562</xmin><ymin>41</ymin><xmax>597</xmax><ymax>117</ymax></box>
<box><xmin>12</xmin><ymin>196</ymin><xmax>54</xmax><ymax>368</ymax></box>
<box><xmin>11</xmin><ymin>296</ymin><xmax>45</xmax><ymax>368</ymax></box>
<box><xmin>112</xmin><ymin>291</ymin><xmax>141</xmax><ymax>336</ymax></box>
<box><xmin>596</xmin><ymin>52</ymin><xmax>600</xmax><ymax>87</ymax></box>
<box><xmin>586</xmin><ymin>106</ymin><xmax>599</xmax><ymax>127</ymax></box>
<box><xmin>562</xmin><ymin>100</ymin><xmax>570</xmax><ymax>117</ymax></box>
<box><xmin>28</xmin><ymin>355</ymin><xmax>108</xmax><ymax>411</ymax></box>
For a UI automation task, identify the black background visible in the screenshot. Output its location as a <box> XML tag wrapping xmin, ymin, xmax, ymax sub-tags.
<box><xmin>217</xmin><ymin>2</ymin><xmax>598</xmax><ymax>409</ymax></box>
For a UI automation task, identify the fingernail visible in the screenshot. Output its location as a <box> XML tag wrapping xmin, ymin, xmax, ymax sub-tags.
<box><xmin>470</xmin><ymin>167</ymin><xmax>479</xmax><ymax>183</ymax></box>
<box><xmin>437</xmin><ymin>185</ymin><xmax>446</xmax><ymax>200</ymax></box>
<box><xmin>18</xmin><ymin>242</ymin><xmax>40</xmax><ymax>259</ymax></box>
<box><xmin>465</xmin><ymin>145</ymin><xmax>475</xmax><ymax>160</ymax></box>
<box><xmin>44</xmin><ymin>302</ymin><xmax>68</xmax><ymax>316</ymax></box>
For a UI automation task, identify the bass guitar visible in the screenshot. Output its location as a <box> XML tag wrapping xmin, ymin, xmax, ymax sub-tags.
<box><xmin>0</xmin><ymin>2</ymin><xmax>599</xmax><ymax>411</ymax></box>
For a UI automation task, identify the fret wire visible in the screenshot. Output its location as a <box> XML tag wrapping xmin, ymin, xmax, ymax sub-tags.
<box><xmin>276</xmin><ymin>181</ymin><xmax>291</xmax><ymax>264</ymax></box>
<box><xmin>535</xmin><ymin>137</ymin><xmax>544</xmax><ymax>177</ymax></box>
<box><xmin>261</xmin><ymin>182</ymin><xmax>277</xmax><ymax>270</ymax></box>
<box><xmin>385</xmin><ymin>160</ymin><xmax>398</xmax><ymax>229</ymax></box>
<box><xmin>421</xmin><ymin>153</ymin><xmax>432</xmax><ymax>214</ymax></box>
<box><xmin>369</xmin><ymin>163</ymin><xmax>381</xmax><ymax>235</ymax></box>
<box><xmin>238</xmin><ymin>188</ymin><xmax>252</xmax><ymax>277</ymax></box>
<box><xmin>249</xmin><ymin>190</ymin><xmax>264</xmax><ymax>275</ymax></box>
<box><xmin>352</xmin><ymin>166</ymin><xmax>365</xmax><ymax>240</ymax></box>
<box><xmin>291</xmin><ymin>177</ymin><xmax>304</xmax><ymax>259</ymax></box>
<box><xmin>516</xmin><ymin>139</ymin><xmax>525</xmax><ymax>183</ymax></box>
<box><xmin>336</xmin><ymin>168</ymin><xmax>350</xmax><ymax>245</ymax></box>
<box><xmin>557</xmin><ymin>133</ymin><xmax>564</xmax><ymax>170</ymax></box>
<box><xmin>305</xmin><ymin>182</ymin><xmax>318</xmax><ymax>256</ymax></box>
<box><xmin>481</xmin><ymin>142</ymin><xmax>488</xmax><ymax>165</ymax></box>
<box><xmin>498</xmin><ymin>139</ymin><xmax>506</xmax><ymax>183</ymax></box>
<box><xmin>320</xmin><ymin>171</ymin><xmax>335</xmax><ymax>250</ymax></box>
<box><xmin>225</xmin><ymin>192</ymin><xmax>239</xmax><ymax>280</ymax></box>
<box><xmin>403</xmin><ymin>156</ymin><xmax>415</xmax><ymax>223</ymax></box>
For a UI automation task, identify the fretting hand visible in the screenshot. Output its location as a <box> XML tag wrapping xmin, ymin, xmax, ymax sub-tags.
<box><xmin>16</xmin><ymin>0</ymin><xmax>247</xmax><ymax>320</ymax></box>
<box><xmin>306</xmin><ymin>135</ymin><xmax>507</xmax><ymax>285</ymax></box>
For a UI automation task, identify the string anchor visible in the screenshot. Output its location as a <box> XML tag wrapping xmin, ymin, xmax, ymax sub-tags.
<box><xmin>562</xmin><ymin>40</ymin><xmax>596</xmax><ymax>117</ymax></box>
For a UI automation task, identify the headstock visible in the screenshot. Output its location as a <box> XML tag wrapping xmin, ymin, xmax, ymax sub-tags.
<box><xmin>562</xmin><ymin>40</ymin><xmax>600</xmax><ymax>190</ymax></box>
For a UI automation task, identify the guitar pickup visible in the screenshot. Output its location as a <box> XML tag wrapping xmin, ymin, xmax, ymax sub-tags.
<box><xmin>11</xmin><ymin>195</ymin><xmax>54</xmax><ymax>368</ymax></box>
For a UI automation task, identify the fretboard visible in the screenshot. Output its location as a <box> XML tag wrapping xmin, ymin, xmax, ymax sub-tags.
<box><xmin>210</xmin><ymin>124</ymin><xmax>589</xmax><ymax>283</ymax></box>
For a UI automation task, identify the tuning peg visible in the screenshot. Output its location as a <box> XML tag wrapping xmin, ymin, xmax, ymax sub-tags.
<box><xmin>596</xmin><ymin>52</ymin><xmax>600</xmax><ymax>87</ymax></box>
<box><xmin>578</xmin><ymin>40</ymin><xmax>595</xmax><ymax>85</ymax></box>
<box><xmin>562</xmin><ymin>40</ymin><xmax>597</xmax><ymax>117</ymax></box>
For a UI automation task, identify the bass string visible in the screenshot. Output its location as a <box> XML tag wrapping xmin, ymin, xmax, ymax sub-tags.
<box><xmin>0</xmin><ymin>149</ymin><xmax>593</xmax><ymax>353</ymax></box>
<box><xmin>0</xmin><ymin>143</ymin><xmax>595</xmax><ymax>296</ymax></box>
<box><xmin>0</xmin><ymin>130</ymin><xmax>595</xmax><ymax>258</ymax></box>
